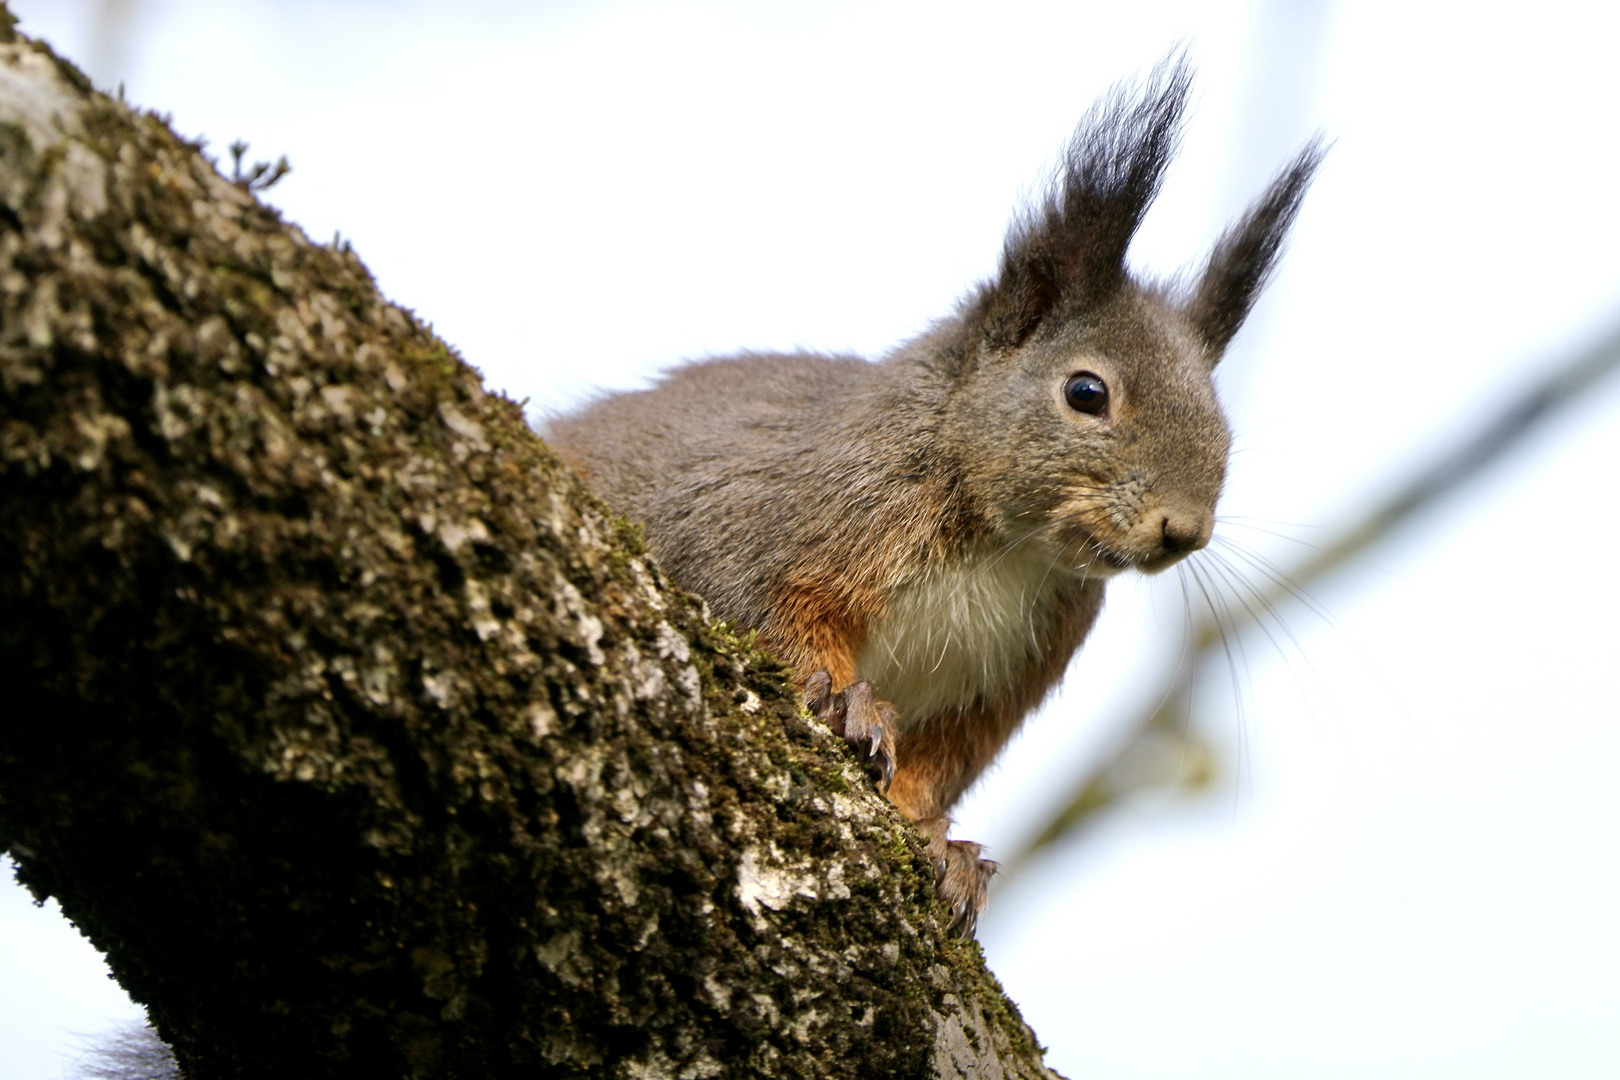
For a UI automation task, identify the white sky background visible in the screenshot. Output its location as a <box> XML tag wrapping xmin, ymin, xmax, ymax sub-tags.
<box><xmin>4</xmin><ymin>1</ymin><xmax>1620</xmax><ymax>1077</ymax></box>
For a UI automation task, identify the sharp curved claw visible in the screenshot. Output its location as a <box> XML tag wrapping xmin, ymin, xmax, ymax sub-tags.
<box><xmin>799</xmin><ymin>675</ymin><xmax>899</xmax><ymax>797</ymax></box>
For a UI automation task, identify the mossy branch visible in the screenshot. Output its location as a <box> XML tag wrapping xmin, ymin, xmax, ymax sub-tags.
<box><xmin>0</xmin><ymin>16</ymin><xmax>1057</xmax><ymax>1079</ymax></box>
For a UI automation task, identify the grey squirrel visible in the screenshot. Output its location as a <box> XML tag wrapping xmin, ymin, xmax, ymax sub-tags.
<box><xmin>548</xmin><ymin>58</ymin><xmax>1322</xmax><ymax>934</ymax></box>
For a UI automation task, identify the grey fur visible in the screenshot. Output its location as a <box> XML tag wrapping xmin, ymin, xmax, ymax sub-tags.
<box><xmin>550</xmin><ymin>349</ymin><xmax>945</xmax><ymax>628</ymax></box>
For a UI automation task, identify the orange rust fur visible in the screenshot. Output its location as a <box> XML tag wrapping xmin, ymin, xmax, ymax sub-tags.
<box><xmin>764</xmin><ymin>577</ymin><xmax>872</xmax><ymax>691</ymax></box>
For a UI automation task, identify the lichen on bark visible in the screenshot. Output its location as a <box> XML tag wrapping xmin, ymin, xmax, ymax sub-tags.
<box><xmin>0</xmin><ymin>12</ymin><xmax>1059</xmax><ymax>1078</ymax></box>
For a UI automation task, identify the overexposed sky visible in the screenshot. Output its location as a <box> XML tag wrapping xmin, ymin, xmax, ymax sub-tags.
<box><xmin>6</xmin><ymin>2</ymin><xmax>1620</xmax><ymax>1077</ymax></box>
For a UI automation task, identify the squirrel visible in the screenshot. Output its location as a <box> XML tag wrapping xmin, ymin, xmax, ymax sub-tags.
<box><xmin>77</xmin><ymin>58</ymin><xmax>1320</xmax><ymax>1080</ymax></box>
<box><xmin>547</xmin><ymin>58</ymin><xmax>1322</xmax><ymax>936</ymax></box>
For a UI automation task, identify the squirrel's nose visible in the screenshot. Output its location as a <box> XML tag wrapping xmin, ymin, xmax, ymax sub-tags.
<box><xmin>1160</xmin><ymin>513</ymin><xmax>1211</xmax><ymax>555</ymax></box>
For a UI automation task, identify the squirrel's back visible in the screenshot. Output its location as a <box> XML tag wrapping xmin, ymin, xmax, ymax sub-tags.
<box><xmin>547</xmin><ymin>351</ymin><xmax>961</xmax><ymax>667</ymax></box>
<box><xmin>550</xmin><ymin>351</ymin><xmax>884</xmax><ymax>516</ymax></box>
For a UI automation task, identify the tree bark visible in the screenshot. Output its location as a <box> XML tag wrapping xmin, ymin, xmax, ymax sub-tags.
<box><xmin>0</xmin><ymin>14</ymin><xmax>1061</xmax><ymax>1079</ymax></box>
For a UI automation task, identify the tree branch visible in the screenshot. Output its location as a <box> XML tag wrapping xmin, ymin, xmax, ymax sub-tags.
<box><xmin>0</xmin><ymin>16</ymin><xmax>1057</xmax><ymax>1078</ymax></box>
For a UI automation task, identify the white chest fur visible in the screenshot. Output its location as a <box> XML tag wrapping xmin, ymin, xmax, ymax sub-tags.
<box><xmin>854</xmin><ymin>544</ymin><xmax>1082</xmax><ymax>726</ymax></box>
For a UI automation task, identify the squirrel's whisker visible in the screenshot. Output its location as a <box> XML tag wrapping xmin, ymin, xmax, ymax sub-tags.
<box><xmin>1207</xmin><ymin>535</ymin><xmax>1338</xmax><ymax>628</ymax></box>
<box><xmin>1184</xmin><ymin>557</ymin><xmax>1257</xmax><ymax>794</ymax></box>
<box><xmin>1196</xmin><ymin>548</ymin><xmax>1319</xmax><ymax>721</ymax></box>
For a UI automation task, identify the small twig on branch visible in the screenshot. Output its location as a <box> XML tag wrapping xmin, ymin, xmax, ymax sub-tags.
<box><xmin>228</xmin><ymin>138</ymin><xmax>291</xmax><ymax>192</ymax></box>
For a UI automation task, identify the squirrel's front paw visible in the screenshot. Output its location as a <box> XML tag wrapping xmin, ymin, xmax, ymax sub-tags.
<box><xmin>918</xmin><ymin>816</ymin><xmax>998</xmax><ymax>938</ymax></box>
<box><xmin>804</xmin><ymin>671</ymin><xmax>898</xmax><ymax>794</ymax></box>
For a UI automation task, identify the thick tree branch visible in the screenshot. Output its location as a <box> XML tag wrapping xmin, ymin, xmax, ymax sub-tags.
<box><xmin>0</xmin><ymin>18</ymin><xmax>1057</xmax><ymax>1078</ymax></box>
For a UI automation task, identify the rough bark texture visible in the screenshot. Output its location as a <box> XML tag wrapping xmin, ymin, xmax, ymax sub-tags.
<box><xmin>0</xmin><ymin>16</ymin><xmax>1062</xmax><ymax>1080</ymax></box>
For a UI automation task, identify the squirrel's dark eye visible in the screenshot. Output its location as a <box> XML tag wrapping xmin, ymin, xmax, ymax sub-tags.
<box><xmin>1063</xmin><ymin>372</ymin><xmax>1109</xmax><ymax>415</ymax></box>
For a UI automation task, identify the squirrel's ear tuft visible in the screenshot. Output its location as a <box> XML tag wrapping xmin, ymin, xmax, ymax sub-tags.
<box><xmin>975</xmin><ymin>55</ymin><xmax>1192</xmax><ymax>350</ymax></box>
<box><xmin>1187</xmin><ymin>140</ymin><xmax>1325</xmax><ymax>360</ymax></box>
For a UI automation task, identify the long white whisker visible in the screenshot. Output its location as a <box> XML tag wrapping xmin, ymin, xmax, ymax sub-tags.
<box><xmin>1198</xmin><ymin>548</ymin><xmax>1312</xmax><ymax>673</ymax></box>
<box><xmin>1209</xmin><ymin>533</ymin><xmax>1417</xmax><ymax>739</ymax></box>
<box><xmin>1196</xmin><ymin>549</ymin><xmax>1330</xmax><ymax>737</ymax></box>
<box><xmin>1208</xmin><ymin>535</ymin><xmax>1339</xmax><ymax>629</ymax></box>
<box><xmin>1185</xmin><ymin>557</ymin><xmax>1252</xmax><ymax>801</ymax></box>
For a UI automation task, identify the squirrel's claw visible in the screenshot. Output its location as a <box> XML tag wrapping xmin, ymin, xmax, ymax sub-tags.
<box><xmin>919</xmin><ymin>817</ymin><xmax>998</xmax><ymax>939</ymax></box>
<box><xmin>867</xmin><ymin>722</ymin><xmax>897</xmax><ymax>792</ymax></box>
<box><xmin>805</xmin><ymin>672</ymin><xmax>898</xmax><ymax>796</ymax></box>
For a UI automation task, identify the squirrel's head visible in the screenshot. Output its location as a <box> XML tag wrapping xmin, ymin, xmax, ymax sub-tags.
<box><xmin>940</xmin><ymin>57</ymin><xmax>1322</xmax><ymax>578</ymax></box>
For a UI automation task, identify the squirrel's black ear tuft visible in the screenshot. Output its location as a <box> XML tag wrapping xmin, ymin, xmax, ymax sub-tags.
<box><xmin>1187</xmin><ymin>140</ymin><xmax>1325</xmax><ymax>360</ymax></box>
<box><xmin>976</xmin><ymin>55</ymin><xmax>1192</xmax><ymax>350</ymax></box>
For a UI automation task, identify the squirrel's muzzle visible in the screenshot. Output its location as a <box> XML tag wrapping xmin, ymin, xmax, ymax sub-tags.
<box><xmin>1159</xmin><ymin>511</ymin><xmax>1211</xmax><ymax>556</ymax></box>
<box><xmin>1120</xmin><ymin>506</ymin><xmax>1214</xmax><ymax>573</ymax></box>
